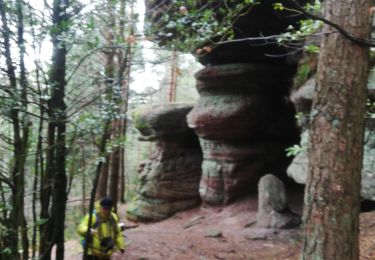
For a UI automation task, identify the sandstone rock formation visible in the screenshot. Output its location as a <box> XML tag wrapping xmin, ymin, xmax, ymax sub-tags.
<box><xmin>143</xmin><ymin>0</ymin><xmax>308</xmax><ymax>205</ymax></box>
<box><xmin>256</xmin><ymin>174</ymin><xmax>300</xmax><ymax>229</ymax></box>
<box><xmin>187</xmin><ymin>64</ymin><xmax>299</xmax><ymax>204</ymax></box>
<box><xmin>126</xmin><ymin>103</ymin><xmax>203</xmax><ymax>221</ymax></box>
<box><xmin>288</xmin><ymin>76</ymin><xmax>375</xmax><ymax>201</ymax></box>
<box><xmin>287</xmin><ymin>123</ymin><xmax>375</xmax><ymax>201</ymax></box>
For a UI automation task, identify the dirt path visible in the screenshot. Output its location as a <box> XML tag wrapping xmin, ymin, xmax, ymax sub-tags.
<box><xmin>67</xmin><ymin>194</ymin><xmax>375</xmax><ymax>260</ymax></box>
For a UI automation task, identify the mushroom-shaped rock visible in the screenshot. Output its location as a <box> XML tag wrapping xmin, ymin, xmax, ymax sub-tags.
<box><xmin>126</xmin><ymin>103</ymin><xmax>203</xmax><ymax>221</ymax></box>
<box><xmin>187</xmin><ymin>64</ymin><xmax>300</xmax><ymax>204</ymax></box>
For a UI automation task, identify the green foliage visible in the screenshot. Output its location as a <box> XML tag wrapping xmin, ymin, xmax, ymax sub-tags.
<box><xmin>132</xmin><ymin>107</ymin><xmax>151</xmax><ymax>131</ymax></box>
<box><xmin>367</xmin><ymin>99</ymin><xmax>375</xmax><ymax>118</ymax></box>
<box><xmin>278</xmin><ymin>18</ymin><xmax>322</xmax><ymax>43</ymax></box>
<box><xmin>304</xmin><ymin>44</ymin><xmax>320</xmax><ymax>54</ymax></box>
<box><xmin>146</xmin><ymin>0</ymin><xmax>258</xmax><ymax>51</ymax></box>
<box><xmin>276</xmin><ymin>0</ymin><xmax>322</xmax><ymax>50</ymax></box>
<box><xmin>272</xmin><ymin>3</ymin><xmax>285</xmax><ymax>11</ymax></box>
<box><xmin>35</xmin><ymin>218</ymin><xmax>48</xmax><ymax>226</ymax></box>
<box><xmin>1</xmin><ymin>247</ymin><xmax>12</xmax><ymax>256</ymax></box>
<box><xmin>285</xmin><ymin>144</ymin><xmax>304</xmax><ymax>157</ymax></box>
<box><xmin>294</xmin><ymin>63</ymin><xmax>312</xmax><ymax>88</ymax></box>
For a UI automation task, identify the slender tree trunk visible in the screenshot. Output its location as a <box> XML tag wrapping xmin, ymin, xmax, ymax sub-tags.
<box><xmin>119</xmin><ymin>135</ymin><xmax>126</xmax><ymax>203</ymax></box>
<box><xmin>0</xmin><ymin>2</ymin><xmax>23</xmax><ymax>258</ymax></box>
<box><xmin>39</xmin><ymin>123</ymin><xmax>54</xmax><ymax>259</ymax></box>
<box><xmin>109</xmin><ymin>121</ymin><xmax>121</xmax><ymax>210</ymax></box>
<box><xmin>32</xmin><ymin>106</ymin><xmax>44</xmax><ymax>259</ymax></box>
<box><xmin>302</xmin><ymin>2</ymin><xmax>371</xmax><ymax>259</ymax></box>
<box><xmin>39</xmin><ymin>0</ymin><xmax>70</xmax><ymax>259</ymax></box>
<box><xmin>81</xmin><ymin>145</ymin><xmax>87</xmax><ymax>214</ymax></box>
<box><xmin>117</xmin><ymin>0</ymin><xmax>135</xmax><ymax>203</ymax></box>
<box><xmin>96</xmin><ymin>0</ymin><xmax>116</xmax><ymax>200</ymax></box>
<box><xmin>16</xmin><ymin>1</ymin><xmax>30</xmax><ymax>258</ymax></box>
<box><xmin>83</xmin><ymin>121</ymin><xmax>111</xmax><ymax>260</ymax></box>
<box><xmin>50</xmin><ymin>1</ymin><xmax>69</xmax><ymax>259</ymax></box>
<box><xmin>96</xmin><ymin>156</ymin><xmax>110</xmax><ymax>199</ymax></box>
<box><xmin>169</xmin><ymin>50</ymin><xmax>178</xmax><ymax>102</ymax></box>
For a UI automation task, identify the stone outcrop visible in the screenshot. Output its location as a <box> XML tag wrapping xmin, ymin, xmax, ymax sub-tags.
<box><xmin>256</xmin><ymin>174</ymin><xmax>300</xmax><ymax>229</ymax></box>
<box><xmin>288</xmin><ymin>76</ymin><xmax>375</xmax><ymax>201</ymax></box>
<box><xmin>287</xmin><ymin>122</ymin><xmax>375</xmax><ymax>201</ymax></box>
<box><xmin>187</xmin><ymin>64</ymin><xmax>299</xmax><ymax>204</ymax></box>
<box><xmin>143</xmin><ymin>0</ymin><xmax>309</xmax><ymax>206</ymax></box>
<box><xmin>126</xmin><ymin>103</ymin><xmax>203</xmax><ymax>221</ymax></box>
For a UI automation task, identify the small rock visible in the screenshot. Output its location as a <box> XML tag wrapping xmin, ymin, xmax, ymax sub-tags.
<box><xmin>245</xmin><ymin>233</ymin><xmax>267</xmax><ymax>241</ymax></box>
<box><xmin>184</xmin><ymin>216</ymin><xmax>205</xmax><ymax>229</ymax></box>
<box><xmin>214</xmin><ymin>253</ymin><xmax>227</xmax><ymax>259</ymax></box>
<box><xmin>205</xmin><ymin>229</ymin><xmax>222</xmax><ymax>238</ymax></box>
<box><xmin>244</xmin><ymin>221</ymin><xmax>256</xmax><ymax>228</ymax></box>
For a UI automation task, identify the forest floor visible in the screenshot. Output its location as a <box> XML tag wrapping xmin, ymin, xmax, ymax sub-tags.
<box><xmin>65</xmin><ymin>189</ymin><xmax>375</xmax><ymax>260</ymax></box>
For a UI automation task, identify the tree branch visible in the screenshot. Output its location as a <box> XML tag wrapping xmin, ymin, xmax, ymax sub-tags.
<box><xmin>288</xmin><ymin>0</ymin><xmax>375</xmax><ymax>47</ymax></box>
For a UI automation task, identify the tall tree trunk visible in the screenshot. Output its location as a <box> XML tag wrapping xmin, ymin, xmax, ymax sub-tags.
<box><xmin>50</xmin><ymin>1</ymin><xmax>68</xmax><ymax>259</ymax></box>
<box><xmin>16</xmin><ymin>1</ymin><xmax>30</xmax><ymax>258</ymax></box>
<box><xmin>39</xmin><ymin>123</ymin><xmax>54</xmax><ymax>259</ymax></box>
<box><xmin>83</xmin><ymin>120</ymin><xmax>111</xmax><ymax>260</ymax></box>
<box><xmin>117</xmin><ymin>0</ymin><xmax>135</xmax><ymax>203</ymax></box>
<box><xmin>39</xmin><ymin>0</ymin><xmax>70</xmax><ymax>259</ymax></box>
<box><xmin>302</xmin><ymin>2</ymin><xmax>371</xmax><ymax>259</ymax></box>
<box><xmin>0</xmin><ymin>1</ymin><xmax>22</xmax><ymax>257</ymax></box>
<box><xmin>96</xmin><ymin>156</ymin><xmax>110</xmax><ymax>199</ymax></box>
<box><xmin>33</xmin><ymin>106</ymin><xmax>44</xmax><ymax>259</ymax></box>
<box><xmin>95</xmin><ymin>0</ymin><xmax>116</xmax><ymax>200</ymax></box>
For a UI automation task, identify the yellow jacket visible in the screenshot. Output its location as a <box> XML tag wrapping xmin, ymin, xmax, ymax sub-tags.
<box><xmin>77</xmin><ymin>203</ymin><xmax>125</xmax><ymax>257</ymax></box>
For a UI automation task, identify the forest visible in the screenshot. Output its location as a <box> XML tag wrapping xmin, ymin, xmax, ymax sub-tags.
<box><xmin>0</xmin><ymin>0</ymin><xmax>374</xmax><ymax>260</ymax></box>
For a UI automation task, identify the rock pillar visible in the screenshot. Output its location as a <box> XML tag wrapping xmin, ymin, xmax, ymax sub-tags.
<box><xmin>187</xmin><ymin>64</ymin><xmax>299</xmax><ymax>204</ymax></box>
<box><xmin>126</xmin><ymin>103</ymin><xmax>203</xmax><ymax>221</ymax></box>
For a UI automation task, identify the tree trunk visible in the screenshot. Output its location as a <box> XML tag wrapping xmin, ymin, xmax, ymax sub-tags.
<box><xmin>109</xmin><ymin>121</ymin><xmax>121</xmax><ymax>210</ymax></box>
<box><xmin>39</xmin><ymin>0</ymin><xmax>70</xmax><ymax>259</ymax></box>
<box><xmin>81</xmin><ymin>145</ymin><xmax>87</xmax><ymax>214</ymax></box>
<box><xmin>96</xmin><ymin>156</ymin><xmax>110</xmax><ymax>199</ymax></box>
<box><xmin>50</xmin><ymin>1</ymin><xmax>68</xmax><ymax>259</ymax></box>
<box><xmin>83</xmin><ymin>120</ymin><xmax>111</xmax><ymax>260</ymax></box>
<box><xmin>117</xmin><ymin>0</ymin><xmax>135</xmax><ymax>203</ymax></box>
<box><xmin>0</xmin><ymin>1</ymin><xmax>24</xmax><ymax>257</ymax></box>
<box><xmin>16</xmin><ymin>1</ymin><xmax>30</xmax><ymax>258</ymax></box>
<box><xmin>302</xmin><ymin>2</ymin><xmax>371</xmax><ymax>259</ymax></box>
<box><xmin>169</xmin><ymin>50</ymin><xmax>178</xmax><ymax>102</ymax></box>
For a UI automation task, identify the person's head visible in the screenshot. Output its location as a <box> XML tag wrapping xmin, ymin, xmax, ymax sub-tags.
<box><xmin>99</xmin><ymin>197</ymin><xmax>113</xmax><ymax>218</ymax></box>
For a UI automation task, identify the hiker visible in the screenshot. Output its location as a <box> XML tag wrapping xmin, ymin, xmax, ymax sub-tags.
<box><xmin>77</xmin><ymin>197</ymin><xmax>125</xmax><ymax>260</ymax></box>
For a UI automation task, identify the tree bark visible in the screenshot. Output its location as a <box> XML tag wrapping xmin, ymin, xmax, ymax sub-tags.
<box><xmin>169</xmin><ymin>50</ymin><xmax>178</xmax><ymax>102</ymax></box>
<box><xmin>302</xmin><ymin>1</ymin><xmax>371</xmax><ymax>259</ymax></box>
<box><xmin>109</xmin><ymin>121</ymin><xmax>121</xmax><ymax>210</ymax></box>
<box><xmin>50</xmin><ymin>0</ymin><xmax>68</xmax><ymax>258</ymax></box>
<box><xmin>96</xmin><ymin>156</ymin><xmax>110</xmax><ymax>199</ymax></box>
<box><xmin>40</xmin><ymin>0</ymin><xmax>70</xmax><ymax>259</ymax></box>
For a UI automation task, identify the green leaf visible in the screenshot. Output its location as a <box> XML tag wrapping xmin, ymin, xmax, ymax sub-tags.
<box><xmin>36</xmin><ymin>218</ymin><xmax>49</xmax><ymax>226</ymax></box>
<box><xmin>304</xmin><ymin>44</ymin><xmax>320</xmax><ymax>54</ymax></box>
<box><xmin>273</xmin><ymin>3</ymin><xmax>284</xmax><ymax>11</ymax></box>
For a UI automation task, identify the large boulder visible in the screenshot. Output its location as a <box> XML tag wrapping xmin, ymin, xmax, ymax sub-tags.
<box><xmin>256</xmin><ymin>174</ymin><xmax>300</xmax><ymax>229</ymax></box>
<box><xmin>288</xmin><ymin>72</ymin><xmax>375</xmax><ymax>201</ymax></box>
<box><xmin>126</xmin><ymin>103</ymin><xmax>203</xmax><ymax>221</ymax></box>
<box><xmin>287</xmin><ymin>121</ymin><xmax>375</xmax><ymax>200</ymax></box>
